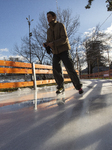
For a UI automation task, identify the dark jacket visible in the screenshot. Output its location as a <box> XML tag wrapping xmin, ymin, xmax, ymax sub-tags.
<box><xmin>47</xmin><ymin>20</ymin><xmax>71</xmax><ymax>54</ymax></box>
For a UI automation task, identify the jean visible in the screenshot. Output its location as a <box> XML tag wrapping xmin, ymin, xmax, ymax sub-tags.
<box><xmin>53</xmin><ymin>50</ymin><xmax>82</xmax><ymax>90</ymax></box>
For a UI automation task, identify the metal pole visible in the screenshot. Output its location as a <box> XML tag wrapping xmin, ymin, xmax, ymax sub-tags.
<box><xmin>26</xmin><ymin>15</ymin><xmax>34</xmax><ymax>63</ymax></box>
<box><xmin>89</xmin><ymin>60</ymin><xmax>90</xmax><ymax>79</ymax></box>
<box><xmin>32</xmin><ymin>63</ymin><xmax>37</xmax><ymax>110</ymax></box>
<box><xmin>97</xmin><ymin>57</ymin><xmax>99</xmax><ymax>79</ymax></box>
<box><xmin>26</xmin><ymin>15</ymin><xmax>34</xmax><ymax>81</ymax></box>
<box><xmin>56</xmin><ymin>0</ymin><xmax>59</xmax><ymax>20</ymax></box>
<box><xmin>28</xmin><ymin>15</ymin><xmax>31</xmax><ymax>62</ymax></box>
<box><xmin>107</xmin><ymin>49</ymin><xmax>110</xmax><ymax>78</ymax></box>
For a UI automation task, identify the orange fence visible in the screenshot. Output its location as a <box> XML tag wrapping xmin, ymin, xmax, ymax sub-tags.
<box><xmin>0</xmin><ymin>60</ymin><xmax>79</xmax><ymax>89</ymax></box>
<box><xmin>81</xmin><ymin>69</ymin><xmax>112</xmax><ymax>79</ymax></box>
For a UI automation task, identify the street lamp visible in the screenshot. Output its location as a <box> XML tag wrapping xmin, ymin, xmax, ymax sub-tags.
<box><xmin>26</xmin><ymin>15</ymin><xmax>34</xmax><ymax>63</ymax></box>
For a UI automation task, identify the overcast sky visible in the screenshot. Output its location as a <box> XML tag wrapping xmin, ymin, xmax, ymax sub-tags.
<box><xmin>0</xmin><ymin>0</ymin><xmax>112</xmax><ymax>60</ymax></box>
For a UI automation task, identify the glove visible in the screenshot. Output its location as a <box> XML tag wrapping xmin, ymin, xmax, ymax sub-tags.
<box><xmin>44</xmin><ymin>44</ymin><xmax>52</xmax><ymax>54</ymax></box>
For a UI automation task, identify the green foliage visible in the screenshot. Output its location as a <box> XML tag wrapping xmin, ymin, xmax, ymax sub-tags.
<box><xmin>85</xmin><ymin>0</ymin><xmax>94</xmax><ymax>9</ymax></box>
<box><xmin>85</xmin><ymin>0</ymin><xmax>112</xmax><ymax>11</ymax></box>
<box><xmin>106</xmin><ymin>0</ymin><xmax>112</xmax><ymax>11</ymax></box>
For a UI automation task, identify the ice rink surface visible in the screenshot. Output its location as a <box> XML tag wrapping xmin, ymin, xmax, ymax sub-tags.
<box><xmin>0</xmin><ymin>79</ymin><xmax>112</xmax><ymax>150</ymax></box>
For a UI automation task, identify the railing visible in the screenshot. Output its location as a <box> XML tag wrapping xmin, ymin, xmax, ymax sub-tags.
<box><xmin>0</xmin><ymin>60</ymin><xmax>77</xmax><ymax>89</ymax></box>
<box><xmin>0</xmin><ymin>60</ymin><xmax>78</xmax><ymax>109</ymax></box>
<box><xmin>81</xmin><ymin>69</ymin><xmax>112</xmax><ymax>79</ymax></box>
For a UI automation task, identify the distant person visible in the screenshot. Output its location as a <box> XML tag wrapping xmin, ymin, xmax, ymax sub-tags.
<box><xmin>43</xmin><ymin>11</ymin><xmax>83</xmax><ymax>95</ymax></box>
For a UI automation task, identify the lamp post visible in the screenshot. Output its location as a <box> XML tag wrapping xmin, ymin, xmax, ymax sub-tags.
<box><xmin>107</xmin><ymin>49</ymin><xmax>110</xmax><ymax>78</ymax></box>
<box><xmin>26</xmin><ymin>15</ymin><xmax>34</xmax><ymax>63</ymax></box>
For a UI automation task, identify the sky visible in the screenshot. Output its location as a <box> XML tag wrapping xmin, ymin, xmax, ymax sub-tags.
<box><xmin>0</xmin><ymin>0</ymin><xmax>112</xmax><ymax>61</ymax></box>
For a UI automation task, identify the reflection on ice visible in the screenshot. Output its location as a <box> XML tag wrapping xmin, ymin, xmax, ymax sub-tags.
<box><xmin>0</xmin><ymin>81</ymin><xmax>73</xmax><ymax>110</ymax></box>
<box><xmin>33</xmin><ymin>83</ymin><xmax>73</xmax><ymax>110</ymax></box>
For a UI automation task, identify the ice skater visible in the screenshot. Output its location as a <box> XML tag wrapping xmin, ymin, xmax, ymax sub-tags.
<box><xmin>43</xmin><ymin>11</ymin><xmax>83</xmax><ymax>95</ymax></box>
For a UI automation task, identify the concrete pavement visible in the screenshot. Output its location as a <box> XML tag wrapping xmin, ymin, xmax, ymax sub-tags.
<box><xmin>0</xmin><ymin>79</ymin><xmax>112</xmax><ymax>150</ymax></box>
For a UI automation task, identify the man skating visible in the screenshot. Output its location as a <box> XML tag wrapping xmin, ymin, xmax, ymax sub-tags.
<box><xmin>43</xmin><ymin>11</ymin><xmax>83</xmax><ymax>95</ymax></box>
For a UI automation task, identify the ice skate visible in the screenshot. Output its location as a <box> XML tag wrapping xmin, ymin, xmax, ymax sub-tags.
<box><xmin>79</xmin><ymin>88</ymin><xmax>84</xmax><ymax>97</ymax></box>
<box><xmin>56</xmin><ymin>87</ymin><xmax>64</xmax><ymax>95</ymax></box>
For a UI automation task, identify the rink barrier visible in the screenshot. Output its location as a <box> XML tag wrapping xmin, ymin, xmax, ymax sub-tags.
<box><xmin>0</xmin><ymin>60</ymin><xmax>76</xmax><ymax>109</ymax></box>
<box><xmin>0</xmin><ymin>60</ymin><xmax>76</xmax><ymax>89</ymax></box>
<box><xmin>0</xmin><ymin>60</ymin><xmax>111</xmax><ymax>89</ymax></box>
<box><xmin>80</xmin><ymin>69</ymin><xmax>112</xmax><ymax>79</ymax></box>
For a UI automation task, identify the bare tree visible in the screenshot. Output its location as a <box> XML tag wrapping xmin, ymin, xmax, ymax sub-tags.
<box><xmin>14</xmin><ymin>37</ymin><xmax>35</xmax><ymax>63</ymax></box>
<box><xmin>31</xmin><ymin>12</ymin><xmax>51</xmax><ymax>64</ymax></box>
<box><xmin>13</xmin><ymin>8</ymin><xmax>80</xmax><ymax>65</ymax></box>
<box><xmin>56</xmin><ymin>8</ymin><xmax>81</xmax><ymax>69</ymax></box>
<box><xmin>32</xmin><ymin>9</ymin><xmax>80</xmax><ymax>65</ymax></box>
<box><xmin>56</xmin><ymin>8</ymin><xmax>80</xmax><ymax>40</ymax></box>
